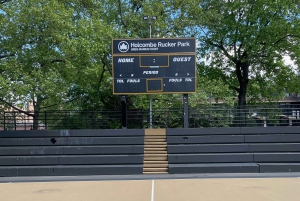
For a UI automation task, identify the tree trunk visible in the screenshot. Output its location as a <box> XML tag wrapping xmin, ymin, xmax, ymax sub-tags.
<box><xmin>235</xmin><ymin>60</ymin><xmax>249</xmax><ymax>126</ymax></box>
<box><xmin>238</xmin><ymin>83</ymin><xmax>247</xmax><ymax>106</ymax></box>
<box><xmin>32</xmin><ymin>111</ymin><xmax>40</xmax><ymax>130</ymax></box>
<box><xmin>32</xmin><ymin>98</ymin><xmax>41</xmax><ymax>130</ymax></box>
<box><xmin>236</xmin><ymin>60</ymin><xmax>249</xmax><ymax>106</ymax></box>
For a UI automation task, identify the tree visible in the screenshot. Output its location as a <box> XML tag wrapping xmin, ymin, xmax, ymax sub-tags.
<box><xmin>181</xmin><ymin>0</ymin><xmax>300</xmax><ymax>106</ymax></box>
<box><xmin>0</xmin><ymin>0</ymin><xmax>118</xmax><ymax>129</ymax></box>
<box><xmin>192</xmin><ymin>62</ymin><xmax>236</xmax><ymax>106</ymax></box>
<box><xmin>0</xmin><ymin>1</ymin><xmax>76</xmax><ymax>129</ymax></box>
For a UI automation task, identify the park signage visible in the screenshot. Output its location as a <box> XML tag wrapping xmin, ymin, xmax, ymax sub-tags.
<box><xmin>112</xmin><ymin>38</ymin><xmax>196</xmax><ymax>94</ymax></box>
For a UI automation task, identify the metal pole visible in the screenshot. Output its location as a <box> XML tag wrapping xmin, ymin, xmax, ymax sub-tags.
<box><xmin>121</xmin><ymin>95</ymin><xmax>127</xmax><ymax>129</ymax></box>
<box><xmin>3</xmin><ymin>112</ymin><xmax>6</xmax><ymax>130</ymax></box>
<box><xmin>183</xmin><ymin>94</ymin><xmax>189</xmax><ymax>128</ymax></box>
<box><xmin>144</xmin><ymin>16</ymin><xmax>156</xmax><ymax>129</ymax></box>
<box><xmin>13</xmin><ymin>111</ymin><xmax>16</xmax><ymax>130</ymax></box>
<box><xmin>44</xmin><ymin>111</ymin><xmax>47</xmax><ymax>130</ymax></box>
<box><xmin>149</xmin><ymin>23</ymin><xmax>153</xmax><ymax>128</ymax></box>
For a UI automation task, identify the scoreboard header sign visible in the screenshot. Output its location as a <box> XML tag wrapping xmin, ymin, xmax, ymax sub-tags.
<box><xmin>112</xmin><ymin>38</ymin><xmax>196</xmax><ymax>95</ymax></box>
<box><xmin>112</xmin><ymin>38</ymin><xmax>196</xmax><ymax>54</ymax></box>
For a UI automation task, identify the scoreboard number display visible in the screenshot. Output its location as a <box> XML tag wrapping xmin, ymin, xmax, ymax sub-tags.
<box><xmin>112</xmin><ymin>38</ymin><xmax>196</xmax><ymax>94</ymax></box>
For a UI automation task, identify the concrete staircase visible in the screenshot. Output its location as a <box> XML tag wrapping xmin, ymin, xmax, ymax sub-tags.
<box><xmin>143</xmin><ymin>129</ymin><xmax>168</xmax><ymax>174</ymax></box>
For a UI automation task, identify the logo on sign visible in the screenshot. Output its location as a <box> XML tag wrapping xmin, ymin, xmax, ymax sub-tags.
<box><xmin>118</xmin><ymin>41</ymin><xmax>129</xmax><ymax>53</ymax></box>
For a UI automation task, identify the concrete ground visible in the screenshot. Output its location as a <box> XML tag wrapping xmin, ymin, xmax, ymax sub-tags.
<box><xmin>1</xmin><ymin>174</ymin><xmax>300</xmax><ymax>201</ymax></box>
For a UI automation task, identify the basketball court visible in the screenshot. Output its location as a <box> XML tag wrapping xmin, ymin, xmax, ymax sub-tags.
<box><xmin>1</xmin><ymin>174</ymin><xmax>300</xmax><ymax>201</ymax></box>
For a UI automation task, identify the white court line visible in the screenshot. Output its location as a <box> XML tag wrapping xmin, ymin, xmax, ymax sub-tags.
<box><xmin>151</xmin><ymin>180</ymin><xmax>155</xmax><ymax>201</ymax></box>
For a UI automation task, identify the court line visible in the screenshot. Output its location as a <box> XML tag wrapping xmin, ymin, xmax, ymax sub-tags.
<box><xmin>151</xmin><ymin>180</ymin><xmax>154</xmax><ymax>201</ymax></box>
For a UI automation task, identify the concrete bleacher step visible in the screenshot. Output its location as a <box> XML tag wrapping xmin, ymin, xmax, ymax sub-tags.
<box><xmin>144</xmin><ymin>151</ymin><xmax>167</xmax><ymax>154</ymax></box>
<box><xmin>168</xmin><ymin>162</ymin><xmax>300</xmax><ymax>174</ymax></box>
<box><xmin>145</xmin><ymin>144</ymin><xmax>167</xmax><ymax>148</ymax></box>
<box><xmin>258</xmin><ymin>163</ymin><xmax>300</xmax><ymax>173</ymax></box>
<box><xmin>143</xmin><ymin>171</ymin><xmax>168</xmax><ymax>174</ymax></box>
<box><xmin>144</xmin><ymin>153</ymin><xmax>167</xmax><ymax>157</ymax></box>
<box><xmin>144</xmin><ymin>160</ymin><xmax>168</xmax><ymax>164</ymax></box>
<box><xmin>143</xmin><ymin>129</ymin><xmax>168</xmax><ymax>174</ymax></box>
<box><xmin>144</xmin><ymin>154</ymin><xmax>168</xmax><ymax>161</ymax></box>
<box><xmin>0</xmin><ymin>165</ymin><xmax>144</xmax><ymax>177</ymax></box>
<box><xmin>145</xmin><ymin>138</ymin><xmax>166</xmax><ymax>142</ymax></box>
<box><xmin>144</xmin><ymin>142</ymin><xmax>167</xmax><ymax>146</ymax></box>
<box><xmin>145</xmin><ymin>147</ymin><xmax>167</xmax><ymax>151</ymax></box>
<box><xmin>144</xmin><ymin>163</ymin><xmax>168</xmax><ymax>168</ymax></box>
<box><xmin>168</xmin><ymin>163</ymin><xmax>259</xmax><ymax>174</ymax></box>
<box><xmin>143</xmin><ymin>167</ymin><xmax>168</xmax><ymax>172</ymax></box>
<box><xmin>145</xmin><ymin>135</ymin><xmax>166</xmax><ymax>139</ymax></box>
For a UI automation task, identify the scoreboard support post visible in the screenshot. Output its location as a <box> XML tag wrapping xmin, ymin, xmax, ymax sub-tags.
<box><xmin>183</xmin><ymin>94</ymin><xmax>189</xmax><ymax>128</ymax></box>
<box><xmin>121</xmin><ymin>95</ymin><xmax>127</xmax><ymax>129</ymax></box>
<box><xmin>150</xmin><ymin>95</ymin><xmax>153</xmax><ymax>128</ymax></box>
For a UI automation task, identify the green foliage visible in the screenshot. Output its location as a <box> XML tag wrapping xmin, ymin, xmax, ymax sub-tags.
<box><xmin>180</xmin><ymin>0</ymin><xmax>300</xmax><ymax>105</ymax></box>
<box><xmin>189</xmin><ymin>105</ymin><xmax>234</xmax><ymax>128</ymax></box>
<box><xmin>191</xmin><ymin>62</ymin><xmax>236</xmax><ymax>106</ymax></box>
<box><xmin>1</xmin><ymin>1</ymin><xmax>74</xmax><ymax>110</ymax></box>
<box><xmin>0</xmin><ymin>0</ymin><xmax>118</xmax><ymax>111</ymax></box>
<box><xmin>0</xmin><ymin>0</ymin><xmax>299</xmax><ymax>130</ymax></box>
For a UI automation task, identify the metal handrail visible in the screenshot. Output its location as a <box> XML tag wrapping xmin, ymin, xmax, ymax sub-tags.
<box><xmin>0</xmin><ymin>105</ymin><xmax>299</xmax><ymax>130</ymax></box>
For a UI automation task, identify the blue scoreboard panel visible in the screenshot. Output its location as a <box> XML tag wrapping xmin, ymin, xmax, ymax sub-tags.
<box><xmin>112</xmin><ymin>38</ymin><xmax>196</xmax><ymax>94</ymax></box>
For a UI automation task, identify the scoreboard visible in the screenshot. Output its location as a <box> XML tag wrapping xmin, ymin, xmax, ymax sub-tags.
<box><xmin>112</xmin><ymin>38</ymin><xmax>196</xmax><ymax>95</ymax></box>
